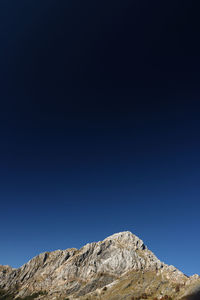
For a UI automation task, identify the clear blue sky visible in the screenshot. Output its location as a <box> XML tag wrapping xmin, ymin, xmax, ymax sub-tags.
<box><xmin>0</xmin><ymin>0</ymin><xmax>200</xmax><ymax>277</ymax></box>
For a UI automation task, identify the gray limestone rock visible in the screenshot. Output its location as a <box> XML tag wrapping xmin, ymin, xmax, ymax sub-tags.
<box><xmin>0</xmin><ymin>231</ymin><xmax>199</xmax><ymax>299</ymax></box>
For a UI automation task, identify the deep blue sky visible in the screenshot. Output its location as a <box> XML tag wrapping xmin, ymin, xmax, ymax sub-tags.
<box><xmin>0</xmin><ymin>0</ymin><xmax>200</xmax><ymax>276</ymax></box>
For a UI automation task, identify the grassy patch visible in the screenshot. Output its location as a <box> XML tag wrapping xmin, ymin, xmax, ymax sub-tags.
<box><xmin>16</xmin><ymin>291</ymin><xmax>48</xmax><ymax>300</ymax></box>
<box><xmin>0</xmin><ymin>288</ymin><xmax>15</xmax><ymax>300</ymax></box>
<box><xmin>0</xmin><ymin>289</ymin><xmax>47</xmax><ymax>300</ymax></box>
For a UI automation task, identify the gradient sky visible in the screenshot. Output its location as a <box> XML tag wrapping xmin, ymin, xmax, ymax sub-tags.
<box><xmin>0</xmin><ymin>0</ymin><xmax>200</xmax><ymax>276</ymax></box>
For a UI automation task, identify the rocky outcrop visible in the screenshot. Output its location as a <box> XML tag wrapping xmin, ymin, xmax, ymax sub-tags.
<box><xmin>0</xmin><ymin>231</ymin><xmax>199</xmax><ymax>299</ymax></box>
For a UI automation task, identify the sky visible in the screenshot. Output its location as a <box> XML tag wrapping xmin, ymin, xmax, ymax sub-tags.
<box><xmin>0</xmin><ymin>0</ymin><xmax>200</xmax><ymax>276</ymax></box>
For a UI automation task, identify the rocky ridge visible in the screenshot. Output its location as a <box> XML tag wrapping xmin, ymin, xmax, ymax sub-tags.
<box><xmin>0</xmin><ymin>231</ymin><xmax>199</xmax><ymax>300</ymax></box>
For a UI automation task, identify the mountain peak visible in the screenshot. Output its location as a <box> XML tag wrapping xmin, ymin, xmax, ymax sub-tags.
<box><xmin>104</xmin><ymin>231</ymin><xmax>146</xmax><ymax>248</ymax></box>
<box><xmin>0</xmin><ymin>231</ymin><xmax>199</xmax><ymax>300</ymax></box>
<box><xmin>104</xmin><ymin>230</ymin><xmax>137</xmax><ymax>240</ymax></box>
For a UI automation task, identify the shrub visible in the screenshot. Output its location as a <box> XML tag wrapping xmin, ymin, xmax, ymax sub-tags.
<box><xmin>176</xmin><ymin>285</ymin><xmax>180</xmax><ymax>293</ymax></box>
<box><xmin>160</xmin><ymin>296</ymin><xmax>172</xmax><ymax>300</ymax></box>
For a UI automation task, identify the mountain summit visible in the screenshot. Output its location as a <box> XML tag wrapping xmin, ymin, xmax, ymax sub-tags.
<box><xmin>0</xmin><ymin>231</ymin><xmax>199</xmax><ymax>300</ymax></box>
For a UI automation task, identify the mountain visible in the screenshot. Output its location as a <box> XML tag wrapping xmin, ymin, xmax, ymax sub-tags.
<box><xmin>0</xmin><ymin>231</ymin><xmax>199</xmax><ymax>300</ymax></box>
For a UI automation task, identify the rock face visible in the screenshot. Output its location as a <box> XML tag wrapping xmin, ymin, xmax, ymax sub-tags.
<box><xmin>0</xmin><ymin>231</ymin><xmax>199</xmax><ymax>300</ymax></box>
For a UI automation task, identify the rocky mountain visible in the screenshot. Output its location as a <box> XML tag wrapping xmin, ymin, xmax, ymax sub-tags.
<box><xmin>0</xmin><ymin>231</ymin><xmax>199</xmax><ymax>300</ymax></box>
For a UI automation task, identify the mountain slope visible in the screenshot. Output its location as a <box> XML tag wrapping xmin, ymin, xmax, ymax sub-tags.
<box><xmin>0</xmin><ymin>231</ymin><xmax>199</xmax><ymax>300</ymax></box>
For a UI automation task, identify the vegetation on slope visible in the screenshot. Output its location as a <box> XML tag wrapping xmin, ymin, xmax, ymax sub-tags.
<box><xmin>0</xmin><ymin>289</ymin><xmax>47</xmax><ymax>300</ymax></box>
